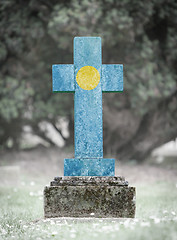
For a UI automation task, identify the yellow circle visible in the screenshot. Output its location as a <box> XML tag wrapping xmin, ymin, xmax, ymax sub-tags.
<box><xmin>76</xmin><ymin>66</ymin><xmax>100</xmax><ymax>90</ymax></box>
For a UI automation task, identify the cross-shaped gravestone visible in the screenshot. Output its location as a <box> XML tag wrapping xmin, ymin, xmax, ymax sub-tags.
<box><xmin>53</xmin><ymin>37</ymin><xmax>123</xmax><ymax>176</ymax></box>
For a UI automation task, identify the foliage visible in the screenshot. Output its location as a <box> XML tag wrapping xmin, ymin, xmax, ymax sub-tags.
<box><xmin>0</xmin><ymin>0</ymin><xmax>176</xmax><ymax>159</ymax></box>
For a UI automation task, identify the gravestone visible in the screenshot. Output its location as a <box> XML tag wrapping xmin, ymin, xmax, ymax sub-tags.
<box><xmin>44</xmin><ymin>37</ymin><xmax>136</xmax><ymax>218</ymax></box>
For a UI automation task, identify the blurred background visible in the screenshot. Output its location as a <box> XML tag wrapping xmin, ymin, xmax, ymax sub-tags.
<box><xmin>1</xmin><ymin>2</ymin><xmax>177</xmax><ymax>238</ymax></box>
<box><xmin>0</xmin><ymin>0</ymin><xmax>177</xmax><ymax>164</ymax></box>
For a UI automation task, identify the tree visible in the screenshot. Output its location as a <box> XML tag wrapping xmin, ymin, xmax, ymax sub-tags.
<box><xmin>0</xmin><ymin>0</ymin><xmax>176</xmax><ymax>161</ymax></box>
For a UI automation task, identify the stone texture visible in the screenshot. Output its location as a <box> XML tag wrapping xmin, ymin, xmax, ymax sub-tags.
<box><xmin>64</xmin><ymin>158</ymin><xmax>115</xmax><ymax>176</ymax></box>
<box><xmin>51</xmin><ymin>176</ymin><xmax>128</xmax><ymax>186</ymax></box>
<box><xmin>47</xmin><ymin>37</ymin><xmax>135</xmax><ymax>218</ymax></box>
<box><xmin>102</xmin><ymin>64</ymin><xmax>123</xmax><ymax>92</ymax></box>
<box><xmin>74</xmin><ymin>37</ymin><xmax>103</xmax><ymax>159</ymax></box>
<box><xmin>44</xmin><ymin>177</ymin><xmax>136</xmax><ymax>218</ymax></box>
<box><xmin>52</xmin><ymin>37</ymin><xmax>124</xmax><ymax>176</ymax></box>
<box><xmin>52</xmin><ymin>64</ymin><xmax>75</xmax><ymax>92</ymax></box>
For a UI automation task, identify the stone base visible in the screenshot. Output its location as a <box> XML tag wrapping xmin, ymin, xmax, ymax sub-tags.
<box><xmin>44</xmin><ymin>177</ymin><xmax>136</xmax><ymax>218</ymax></box>
<box><xmin>64</xmin><ymin>158</ymin><xmax>115</xmax><ymax>176</ymax></box>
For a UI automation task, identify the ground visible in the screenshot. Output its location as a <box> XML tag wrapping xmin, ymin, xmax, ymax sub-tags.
<box><xmin>0</xmin><ymin>147</ymin><xmax>177</xmax><ymax>240</ymax></box>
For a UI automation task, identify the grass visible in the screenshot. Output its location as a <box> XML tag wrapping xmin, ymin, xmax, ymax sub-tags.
<box><xmin>0</xmin><ymin>147</ymin><xmax>177</xmax><ymax>239</ymax></box>
<box><xmin>0</xmin><ymin>180</ymin><xmax>177</xmax><ymax>240</ymax></box>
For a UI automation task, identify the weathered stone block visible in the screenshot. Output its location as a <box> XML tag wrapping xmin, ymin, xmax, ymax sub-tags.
<box><xmin>44</xmin><ymin>177</ymin><xmax>136</xmax><ymax>218</ymax></box>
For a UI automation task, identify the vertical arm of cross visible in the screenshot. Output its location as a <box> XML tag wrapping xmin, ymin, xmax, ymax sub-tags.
<box><xmin>102</xmin><ymin>64</ymin><xmax>123</xmax><ymax>92</ymax></box>
<box><xmin>52</xmin><ymin>64</ymin><xmax>75</xmax><ymax>92</ymax></box>
<box><xmin>74</xmin><ymin>37</ymin><xmax>103</xmax><ymax>159</ymax></box>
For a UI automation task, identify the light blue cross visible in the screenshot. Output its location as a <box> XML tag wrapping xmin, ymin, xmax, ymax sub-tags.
<box><xmin>52</xmin><ymin>37</ymin><xmax>123</xmax><ymax>176</ymax></box>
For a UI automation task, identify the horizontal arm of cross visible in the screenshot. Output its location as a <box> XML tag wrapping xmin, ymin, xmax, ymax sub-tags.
<box><xmin>102</xmin><ymin>64</ymin><xmax>123</xmax><ymax>92</ymax></box>
<box><xmin>52</xmin><ymin>64</ymin><xmax>75</xmax><ymax>92</ymax></box>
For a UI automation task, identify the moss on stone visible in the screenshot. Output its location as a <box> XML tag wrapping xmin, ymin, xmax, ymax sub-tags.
<box><xmin>44</xmin><ymin>177</ymin><xmax>136</xmax><ymax>218</ymax></box>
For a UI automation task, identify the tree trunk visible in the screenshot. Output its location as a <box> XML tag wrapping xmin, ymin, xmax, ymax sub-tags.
<box><xmin>103</xmin><ymin>90</ymin><xmax>177</xmax><ymax>161</ymax></box>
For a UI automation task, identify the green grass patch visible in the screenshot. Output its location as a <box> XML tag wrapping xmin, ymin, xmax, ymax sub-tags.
<box><xmin>0</xmin><ymin>180</ymin><xmax>177</xmax><ymax>240</ymax></box>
